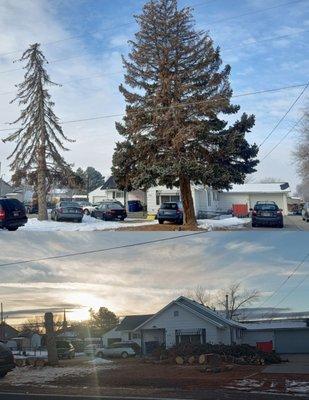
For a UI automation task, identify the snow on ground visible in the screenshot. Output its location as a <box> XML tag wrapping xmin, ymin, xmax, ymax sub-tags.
<box><xmin>19</xmin><ymin>215</ymin><xmax>158</xmax><ymax>232</ymax></box>
<box><xmin>197</xmin><ymin>217</ymin><xmax>250</xmax><ymax>230</ymax></box>
<box><xmin>5</xmin><ymin>363</ymin><xmax>115</xmax><ymax>386</ymax></box>
<box><xmin>286</xmin><ymin>380</ymin><xmax>309</xmax><ymax>394</ymax></box>
<box><xmin>89</xmin><ymin>357</ymin><xmax>113</xmax><ymax>365</ymax></box>
<box><xmin>13</xmin><ymin>215</ymin><xmax>250</xmax><ymax>232</ymax></box>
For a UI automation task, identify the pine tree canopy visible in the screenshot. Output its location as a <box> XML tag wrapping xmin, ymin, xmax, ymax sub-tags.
<box><xmin>112</xmin><ymin>0</ymin><xmax>259</xmax><ymax>225</ymax></box>
<box><xmin>3</xmin><ymin>43</ymin><xmax>74</xmax><ymax>219</ymax></box>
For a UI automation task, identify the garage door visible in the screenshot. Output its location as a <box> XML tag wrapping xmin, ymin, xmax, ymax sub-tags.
<box><xmin>275</xmin><ymin>330</ymin><xmax>309</xmax><ymax>354</ymax></box>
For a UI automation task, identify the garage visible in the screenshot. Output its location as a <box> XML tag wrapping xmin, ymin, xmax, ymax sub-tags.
<box><xmin>275</xmin><ymin>329</ymin><xmax>309</xmax><ymax>354</ymax></box>
<box><xmin>219</xmin><ymin>183</ymin><xmax>291</xmax><ymax>215</ymax></box>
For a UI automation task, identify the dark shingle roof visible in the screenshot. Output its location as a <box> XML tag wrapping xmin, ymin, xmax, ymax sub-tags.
<box><xmin>116</xmin><ymin>315</ymin><xmax>153</xmax><ymax>331</ymax></box>
<box><xmin>101</xmin><ymin>176</ymin><xmax>118</xmax><ymax>190</ymax></box>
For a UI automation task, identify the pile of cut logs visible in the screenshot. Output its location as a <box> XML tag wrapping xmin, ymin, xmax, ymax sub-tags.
<box><xmin>15</xmin><ymin>357</ymin><xmax>47</xmax><ymax>367</ymax></box>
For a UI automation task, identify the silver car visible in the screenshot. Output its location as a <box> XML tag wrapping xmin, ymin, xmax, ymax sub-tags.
<box><xmin>95</xmin><ymin>342</ymin><xmax>136</xmax><ymax>359</ymax></box>
<box><xmin>51</xmin><ymin>201</ymin><xmax>84</xmax><ymax>222</ymax></box>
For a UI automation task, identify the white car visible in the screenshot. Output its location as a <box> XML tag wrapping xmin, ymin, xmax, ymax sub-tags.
<box><xmin>76</xmin><ymin>201</ymin><xmax>98</xmax><ymax>215</ymax></box>
<box><xmin>95</xmin><ymin>342</ymin><xmax>136</xmax><ymax>359</ymax></box>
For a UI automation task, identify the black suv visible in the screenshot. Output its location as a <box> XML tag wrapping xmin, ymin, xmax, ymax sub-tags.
<box><xmin>0</xmin><ymin>198</ymin><xmax>28</xmax><ymax>231</ymax></box>
<box><xmin>0</xmin><ymin>342</ymin><xmax>15</xmax><ymax>378</ymax></box>
<box><xmin>251</xmin><ymin>201</ymin><xmax>283</xmax><ymax>228</ymax></box>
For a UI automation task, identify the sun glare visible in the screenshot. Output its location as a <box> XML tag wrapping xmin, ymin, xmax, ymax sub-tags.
<box><xmin>65</xmin><ymin>292</ymin><xmax>105</xmax><ymax>321</ymax></box>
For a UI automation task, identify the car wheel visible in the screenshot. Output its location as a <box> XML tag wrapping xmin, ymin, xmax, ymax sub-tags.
<box><xmin>158</xmin><ymin>219</ymin><xmax>164</xmax><ymax>224</ymax></box>
<box><xmin>84</xmin><ymin>209</ymin><xmax>90</xmax><ymax>215</ymax></box>
<box><xmin>7</xmin><ymin>227</ymin><xmax>18</xmax><ymax>231</ymax></box>
<box><xmin>0</xmin><ymin>371</ymin><xmax>7</xmax><ymax>378</ymax></box>
<box><xmin>97</xmin><ymin>351</ymin><xmax>104</xmax><ymax>358</ymax></box>
<box><xmin>252</xmin><ymin>223</ymin><xmax>257</xmax><ymax>227</ymax></box>
<box><xmin>121</xmin><ymin>351</ymin><xmax>129</xmax><ymax>359</ymax></box>
<box><xmin>278</xmin><ymin>223</ymin><xmax>284</xmax><ymax>228</ymax></box>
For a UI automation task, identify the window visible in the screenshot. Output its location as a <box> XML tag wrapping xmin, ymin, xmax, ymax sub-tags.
<box><xmin>115</xmin><ymin>191</ymin><xmax>124</xmax><ymax>198</ymax></box>
<box><xmin>174</xmin><ymin>310</ymin><xmax>179</xmax><ymax>317</ymax></box>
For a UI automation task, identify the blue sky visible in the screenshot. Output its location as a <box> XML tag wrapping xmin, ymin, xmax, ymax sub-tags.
<box><xmin>0</xmin><ymin>0</ymin><xmax>308</xmax><ymax>191</ymax></box>
<box><xmin>0</xmin><ymin>231</ymin><xmax>308</xmax><ymax>324</ymax></box>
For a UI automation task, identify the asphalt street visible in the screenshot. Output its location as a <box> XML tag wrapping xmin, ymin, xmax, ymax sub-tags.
<box><xmin>0</xmin><ymin>390</ymin><xmax>307</xmax><ymax>400</ymax></box>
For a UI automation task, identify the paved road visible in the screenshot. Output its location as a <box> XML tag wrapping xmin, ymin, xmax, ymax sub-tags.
<box><xmin>247</xmin><ymin>215</ymin><xmax>309</xmax><ymax>231</ymax></box>
<box><xmin>0</xmin><ymin>390</ymin><xmax>307</xmax><ymax>400</ymax></box>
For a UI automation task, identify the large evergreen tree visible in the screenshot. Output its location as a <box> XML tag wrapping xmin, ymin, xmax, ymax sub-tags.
<box><xmin>112</xmin><ymin>0</ymin><xmax>259</xmax><ymax>225</ymax></box>
<box><xmin>3</xmin><ymin>43</ymin><xmax>74</xmax><ymax>220</ymax></box>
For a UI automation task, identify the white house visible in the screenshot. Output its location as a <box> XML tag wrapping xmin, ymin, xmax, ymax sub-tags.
<box><xmin>218</xmin><ymin>183</ymin><xmax>290</xmax><ymax>215</ymax></box>
<box><xmin>146</xmin><ymin>185</ymin><xmax>220</xmax><ymax>217</ymax></box>
<box><xmin>102</xmin><ymin>315</ymin><xmax>153</xmax><ymax>347</ymax></box>
<box><xmin>103</xmin><ymin>297</ymin><xmax>245</xmax><ymax>355</ymax></box>
<box><xmin>88</xmin><ymin>176</ymin><xmax>146</xmax><ymax>208</ymax></box>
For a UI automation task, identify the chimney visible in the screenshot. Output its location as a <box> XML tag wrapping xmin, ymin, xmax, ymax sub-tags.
<box><xmin>225</xmin><ymin>295</ymin><xmax>229</xmax><ymax>319</ymax></box>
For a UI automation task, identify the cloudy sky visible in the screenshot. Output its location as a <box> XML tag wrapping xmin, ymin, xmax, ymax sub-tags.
<box><xmin>0</xmin><ymin>231</ymin><xmax>308</xmax><ymax>325</ymax></box>
<box><xmin>0</xmin><ymin>0</ymin><xmax>308</xmax><ymax>191</ymax></box>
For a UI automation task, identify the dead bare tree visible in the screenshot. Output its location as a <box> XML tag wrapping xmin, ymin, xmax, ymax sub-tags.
<box><xmin>186</xmin><ymin>285</ymin><xmax>215</xmax><ymax>308</ymax></box>
<box><xmin>218</xmin><ymin>282</ymin><xmax>260</xmax><ymax>320</ymax></box>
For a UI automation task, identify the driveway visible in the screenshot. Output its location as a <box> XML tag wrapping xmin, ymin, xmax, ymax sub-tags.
<box><xmin>263</xmin><ymin>354</ymin><xmax>309</xmax><ymax>374</ymax></box>
<box><xmin>247</xmin><ymin>215</ymin><xmax>309</xmax><ymax>231</ymax></box>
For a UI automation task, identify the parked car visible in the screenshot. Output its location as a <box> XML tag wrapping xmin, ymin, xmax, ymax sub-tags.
<box><xmin>95</xmin><ymin>342</ymin><xmax>136</xmax><ymax>359</ymax></box>
<box><xmin>251</xmin><ymin>201</ymin><xmax>284</xmax><ymax>228</ymax></box>
<box><xmin>76</xmin><ymin>201</ymin><xmax>97</xmax><ymax>216</ymax></box>
<box><xmin>0</xmin><ymin>198</ymin><xmax>28</xmax><ymax>231</ymax></box>
<box><xmin>85</xmin><ymin>344</ymin><xmax>102</xmax><ymax>356</ymax></box>
<box><xmin>302</xmin><ymin>202</ymin><xmax>309</xmax><ymax>222</ymax></box>
<box><xmin>56</xmin><ymin>341</ymin><xmax>75</xmax><ymax>359</ymax></box>
<box><xmin>50</xmin><ymin>201</ymin><xmax>83</xmax><ymax>222</ymax></box>
<box><xmin>0</xmin><ymin>342</ymin><xmax>15</xmax><ymax>378</ymax></box>
<box><xmin>157</xmin><ymin>202</ymin><xmax>183</xmax><ymax>225</ymax></box>
<box><xmin>91</xmin><ymin>202</ymin><xmax>127</xmax><ymax>221</ymax></box>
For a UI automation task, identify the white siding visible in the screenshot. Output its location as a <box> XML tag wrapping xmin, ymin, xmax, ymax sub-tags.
<box><xmin>139</xmin><ymin>303</ymin><xmax>228</xmax><ymax>347</ymax></box>
<box><xmin>219</xmin><ymin>193</ymin><xmax>288</xmax><ymax>215</ymax></box>
<box><xmin>101</xmin><ymin>327</ymin><xmax>122</xmax><ymax>346</ymax></box>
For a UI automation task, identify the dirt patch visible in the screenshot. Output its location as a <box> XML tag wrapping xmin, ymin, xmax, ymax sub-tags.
<box><xmin>117</xmin><ymin>222</ymin><xmax>201</xmax><ymax>231</ymax></box>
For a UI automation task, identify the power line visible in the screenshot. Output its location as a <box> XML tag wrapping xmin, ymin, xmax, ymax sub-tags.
<box><xmin>0</xmin><ymin>0</ymin><xmax>304</xmax><ymax>61</ymax></box>
<box><xmin>258</xmin><ymin>252</ymin><xmax>309</xmax><ymax>310</ymax></box>
<box><xmin>0</xmin><ymin>231</ymin><xmax>210</xmax><ymax>268</ymax></box>
<box><xmin>259</xmin><ymin>82</ymin><xmax>309</xmax><ymax>147</ymax></box>
<box><xmin>0</xmin><ymin>82</ymin><xmax>307</xmax><ymax>132</ymax></box>
<box><xmin>260</xmin><ymin>114</ymin><xmax>305</xmax><ymax>161</ymax></box>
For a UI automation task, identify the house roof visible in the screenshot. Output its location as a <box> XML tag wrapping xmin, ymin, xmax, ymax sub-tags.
<box><xmin>116</xmin><ymin>315</ymin><xmax>154</xmax><ymax>331</ymax></box>
<box><xmin>223</xmin><ymin>183</ymin><xmax>290</xmax><ymax>194</ymax></box>
<box><xmin>0</xmin><ymin>322</ymin><xmax>19</xmax><ymax>339</ymax></box>
<box><xmin>244</xmin><ymin>320</ymin><xmax>308</xmax><ymax>331</ymax></box>
<box><xmin>134</xmin><ymin>296</ymin><xmax>244</xmax><ymax>331</ymax></box>
<box><xmin>101</xmin><ymin>176</ymin><xmax>118</xmax><ymax>190</ymax></box>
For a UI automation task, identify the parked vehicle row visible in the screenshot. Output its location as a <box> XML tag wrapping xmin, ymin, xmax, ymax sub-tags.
<box><xmin>51</xmin><ymin>201</ymin><xmax>84</xmax><ymax>223</ymax></box>
<box><xmin>86</xmin><ymin>341</ymin><xmax>138</xmax><ymax>359</ymax></box>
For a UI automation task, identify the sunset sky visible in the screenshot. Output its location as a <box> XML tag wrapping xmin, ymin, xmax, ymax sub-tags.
<box><xmin>0</xmin><ymin>231</ymin><xmax>308</xmax><ymax>326</ymax></box>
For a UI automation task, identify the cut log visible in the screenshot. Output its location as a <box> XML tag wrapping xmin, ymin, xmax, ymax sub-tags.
<box><xmin>35</xmin><ymin>359</ymin><xmax>46</xmax><ymax>367</ymax></box>
<box><xmin>175</xmin><ymin>356</ymin><xmax>184</xmax><ymax>365</ymax></box>
<box><xmin>199</xmin><ymin>354</ymin><xmax>206</xmax><ymax>364</ymax></box>
<box><xmin>188</xmin><ymin>356</ymin><xmax>195</xmax><ymax>365</ymax></box>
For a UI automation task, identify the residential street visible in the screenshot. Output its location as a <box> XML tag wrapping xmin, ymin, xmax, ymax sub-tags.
<box><xmin>0</xmin><ymin>390</ymin><xmax>307</xmax><ymax>400</ymax></box>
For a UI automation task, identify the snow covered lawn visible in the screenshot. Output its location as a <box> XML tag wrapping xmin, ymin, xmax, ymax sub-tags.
<box><xmin>198</xmin><ymin>217</ymin><xmax>251</xmax><ymax>230</ymax></box>
<box><xmin>17</xmin><ymin>215</ymin><xmax>250</xmax><ymax>231</ymax></box>
<box><xmin>20</xmin><ymin>215</ymin><xmax>157</xmax><ymax>232</ymax></box>
<box><xmin>4</xmin><ymin>361</ymin><xmax>115</xmax><ymax>386</ymax></box>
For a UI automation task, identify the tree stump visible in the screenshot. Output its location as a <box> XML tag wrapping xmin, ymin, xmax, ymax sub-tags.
<box><xmin>175</xmin><ymin>356</ymin><xmax>184</xmax><ymax>365</ymax></box>
<box><xmin>199</xmin><ymin>354</ymin><xmax>206</xmax><ymax>364</ymax></box>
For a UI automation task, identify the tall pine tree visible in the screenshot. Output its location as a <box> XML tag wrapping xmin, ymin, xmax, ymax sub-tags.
<box><xmin>112</xmin><ymin>0</ymin><xmax>259</xmax><ymax>226</ymax></box>
<box><xmin>3</xmin><ymin>43</ymin><xmax>74</xmax><ymax>220</ymax></box>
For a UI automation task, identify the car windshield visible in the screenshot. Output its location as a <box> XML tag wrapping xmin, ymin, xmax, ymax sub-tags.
<box><xmin>160</xmin><ymin>202</ymin><xmax>179</xmax><ymax>210</ymax></box>
<box><xmin>107</xmin><ymin>203</ymin><xmax>123</xmax><ymax>209</ymax></box>
<box><xmin>78</xmin><ymin>201</ymin><xmax>91</xmax><ymax>206</ymax></box>
<box><xmin>254</xmin><ymin>204</ymin><xmax>278</xmax><ymax>211</ymax></box>
<box><xmin>60</xmin><ymin>202</ymin><xmax>80</xmax><ymax>208</ymax></box>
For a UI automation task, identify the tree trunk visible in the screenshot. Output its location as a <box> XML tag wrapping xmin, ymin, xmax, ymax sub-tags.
<box><xmin>37</xmin><ymin>142</ymin><xmax>48</xmax><ymax>221</ymax></box>
<box><xmin>179</xmin><ymin>174</ymin><xmax>197</xmax><ymax>226</ymax></box>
